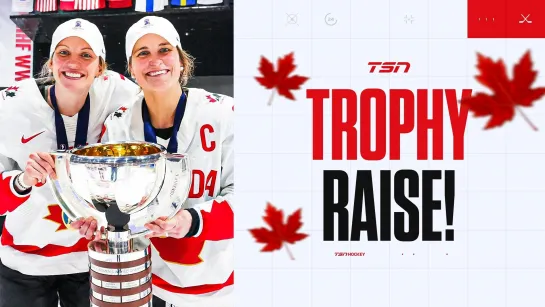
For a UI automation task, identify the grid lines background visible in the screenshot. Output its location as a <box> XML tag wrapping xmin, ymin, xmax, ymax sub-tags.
<box><xmin>234</xmin><ymin>0</ymin><xmax>545</xmax><ymax>306</ymax></box>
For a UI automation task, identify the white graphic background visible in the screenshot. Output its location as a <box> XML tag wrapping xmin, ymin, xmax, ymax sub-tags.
<box><xmin>234</xmin><ymin>0</ymin><xmax>545</xmax><ymax>306</ymax></box>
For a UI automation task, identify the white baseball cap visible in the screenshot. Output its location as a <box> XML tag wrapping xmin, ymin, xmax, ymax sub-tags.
<box><xmin>49</xmin><ymin>18</ymin><xmax>106</xmax><ymax>59</ymax></box>
<box><xmin>125</xmin><ymin>16</ymin><xmax>181</xmax><ymax>61</ymax></box>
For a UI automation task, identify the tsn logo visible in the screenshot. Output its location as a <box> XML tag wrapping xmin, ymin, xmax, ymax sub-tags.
<box><xmin>368</xmin><ymin>61</ymin><xmax>410</xmax><ymax>73</ymax></box>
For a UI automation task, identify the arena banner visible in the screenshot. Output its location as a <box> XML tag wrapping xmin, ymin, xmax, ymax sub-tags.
<box><xmin>0</xmin><ymin>1</ymin><xmax>33</xmax><ymax>88</ymax></box>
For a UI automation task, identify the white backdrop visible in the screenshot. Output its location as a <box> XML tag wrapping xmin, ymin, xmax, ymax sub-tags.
<box><xmin>234</xmin><ymin>0</ymin><xmax>545</xmax><ymax>306</ymax></box>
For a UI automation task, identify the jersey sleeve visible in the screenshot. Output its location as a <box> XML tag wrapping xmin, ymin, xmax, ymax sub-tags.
<box><xmin>0</xmin><ymin>153</ymin><xmax>30</xmax><ymax>216</ymax></box>
<box><xmin>99</xmin><ymin>97</ymin><xmax>137</xmax><ymax>144</ymax></box>
<box><xmin>185</xmin><ymin>95</ymin><xmax>234</xmax><ymax>241</ymax></box>
<box><xmin>97</xmin><ymin>71</ymin><xmax>139</xmax><ymax>143</ymax></box>
<box><xmin>102</xmin><ymin>70</ymin><xmax>140</xmax><ymax>114</ymax></box>
<box><xmin>99</xmin><ymin>113</ymin><xmax>115</xmax><ymax>143</ymax></box>
<box><xmin>99</xmin><ymin>109</ymin><xmax>132</xmax><ymax>143</ymax></box>
<box><xmin>0</xmin><ymin>84</ymin><xmax>34</xmax><ymax>215</ymax></box>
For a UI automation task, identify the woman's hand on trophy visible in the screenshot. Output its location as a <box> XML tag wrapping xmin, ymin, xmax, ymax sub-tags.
<box><xmin>70</xmin><ymin>217</ymin><xmax>100</xmax><ymax>241</ymax></box>
<box><xmin>144</xmin><ymin>209</ymin><xmax>192</xmax><ymax>239</ymax></box>
<box><xmin>92</xmin><ymin>226</ymin><xmax>107</xmax><ymax>242</ymax></box>
<box><xmin>22</xmin><ymin>152</ymin><xmax>57</xmax><ymax>186</ymax></box>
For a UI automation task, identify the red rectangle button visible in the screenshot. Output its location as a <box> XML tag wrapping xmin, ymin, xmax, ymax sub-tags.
<box><xmin>468</xmin><ymin>0</ymin><xmax>507</xmax><ymax>38</ymax></box>
<box><xmin>506</xmin><ymin>0</ymin><xmax>545</xmax><ymax>38</ymax></box>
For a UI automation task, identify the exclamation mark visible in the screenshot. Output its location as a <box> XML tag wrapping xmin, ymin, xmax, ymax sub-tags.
<box><xmin>444</xmin><ymin>170</ymin><xmax>455</xmax><ymax>241</ymax></box>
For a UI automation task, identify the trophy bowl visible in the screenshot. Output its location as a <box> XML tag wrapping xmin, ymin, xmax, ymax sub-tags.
<box><xmin>49</xmin><ymin>141</ymin><xmax>191</xmax><ymax>306</ymax></box>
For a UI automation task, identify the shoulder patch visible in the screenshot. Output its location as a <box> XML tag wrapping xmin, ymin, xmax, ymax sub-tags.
<box><xmin>114</xmin><ymin>106</ymin><xmax>128</xmax><ymax>118</ymax></box>
<box><xmin>2</xmin><ymin>86</ymin><xmax>19</xmax><ymax>100</ymax></box>
<box><xmin>205</xmin><ymin>93</ymin><xmax>225</xmax><ymax>103</ymax></box>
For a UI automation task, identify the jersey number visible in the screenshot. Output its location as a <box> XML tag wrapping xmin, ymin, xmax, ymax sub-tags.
<box><xmin>189</xmin><ymin>170</ymin><xmax>218</xmax><ymax>198</ymax></box>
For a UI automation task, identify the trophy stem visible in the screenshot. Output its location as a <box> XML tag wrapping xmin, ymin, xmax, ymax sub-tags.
<box><xmin>106</xmin><ymin>226</ymin><xmax>133</xmax><ymax>254</ymax></box>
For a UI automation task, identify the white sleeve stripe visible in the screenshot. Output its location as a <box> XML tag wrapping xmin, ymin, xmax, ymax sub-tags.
<box><xmin>6</xmin><ymin>170</ymin><xmax>29</xmax><ymax>198</ymax></box>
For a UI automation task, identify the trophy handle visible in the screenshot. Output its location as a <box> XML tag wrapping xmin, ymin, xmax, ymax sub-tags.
<box><xmin>127</xmin><ymin>152</ymin><xmax>191</xmax><ymax>240</ymax></box>
<box><xmin>48</xmin><ymin>151</ymin><xmax>99</xmax><ymax>225</ymax></box>
<box><xmin>163</xmin><ymin>152</ymin><xmax>192</xmax><ymax>216</ymax></box>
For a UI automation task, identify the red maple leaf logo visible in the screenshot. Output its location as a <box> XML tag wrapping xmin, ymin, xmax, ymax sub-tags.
<box><xmin>206</xmin><ymin>95</ymin><xmax>216</xmax><ymax>103</ymax></box>
<box><xmin>43</xmin><ymin>204</ymin><xmax>68</xmax><ymax>232</ymax></box>
<box><xmin>461</xmin><ymin>50</ymin><xmax>545</xmax><ymax>130</ymax></box>
<box><xmin>255</xmin><ymin>52</ymin><xmax>309</xmax><ymax>106</ymax></box>
<box><xmin>248</xmin><ymin>202</ymin><xmax>308</xmax><ymax>260</ymax></box>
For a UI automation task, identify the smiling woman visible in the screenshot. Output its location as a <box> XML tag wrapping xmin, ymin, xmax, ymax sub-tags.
<box><xmin>37</xmin><ymin>36</ymin><xmax>109</xmax><ymax>116</ymax></box>
<box><xmin>72</xmin><ymin>15</ymin><xmax>235</xmax><ymax>307</ymax></box>
<box><xmin>0</xmin><ymin>18</ymin><xmax>139</xmax><ymax>307</ymax></box>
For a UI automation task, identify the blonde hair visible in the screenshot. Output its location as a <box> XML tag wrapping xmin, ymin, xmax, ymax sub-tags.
<box><xmin>128</xmin><ymin>46</ymin><xmax>195</xmax><ymax>87</ymax></box>
<box><xmin>37</xmin><ymin>57</ymin><xmax>108</xmax><ymax>84</ymax></box>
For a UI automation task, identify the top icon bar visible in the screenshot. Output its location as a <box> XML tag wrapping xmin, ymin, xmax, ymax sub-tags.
<box><xmin>467</xmin><ymin>0</ymin><xmax>545</xmax><ymax>38</ymax></box>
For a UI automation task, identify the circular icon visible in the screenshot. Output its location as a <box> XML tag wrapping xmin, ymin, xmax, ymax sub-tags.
<box><xmin>286</xmin><ymin>13</ymin><xmax>298</xmax><ymax>25</ymax></box>
<box><xmin>325</xmin><ymin>13</ymin><xmax>337</xmax><ymax>26</ymax></box>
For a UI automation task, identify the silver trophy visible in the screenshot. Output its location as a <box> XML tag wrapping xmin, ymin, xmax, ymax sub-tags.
<box><xmin>49</xmin><ymin>141</ymin><xmax>191</xmax><ymax>307</ymax></box>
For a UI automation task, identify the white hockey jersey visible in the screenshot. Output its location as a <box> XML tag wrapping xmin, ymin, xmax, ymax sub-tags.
<box><xmin>101</xmin><ymin>88</ymin><xmax>234</xmax><ymax>307</ymax></box>
<box><xmin>0</xmin><ymin>71</ymin><xmax>139</xmax><ymax>276</ymax></box>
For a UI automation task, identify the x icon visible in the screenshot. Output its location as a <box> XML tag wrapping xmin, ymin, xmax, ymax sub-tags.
<box><xmin>286</xmin><ymin>13</ymin><xmax>298</xmax><ymax>25</ymax></box>
<box><xmin>519</xmin><ymin>14</ymin><xmax>532</xmax><ymax>24</ymax></box>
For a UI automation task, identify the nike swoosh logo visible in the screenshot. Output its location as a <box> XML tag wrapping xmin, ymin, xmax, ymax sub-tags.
<box><xmin>21</xmin><ymin>130</ymin><xmax>46</xmax><ymax>144</ymax></box>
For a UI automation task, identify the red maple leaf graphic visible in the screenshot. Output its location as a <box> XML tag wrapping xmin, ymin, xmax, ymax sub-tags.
<box><xmin>461</xmin><ymin>50</ymin><xmax>545</xmax><ymax>130</ymax></box>
<box><xmin>255</xmin><ymin>52</ymin><xmax>309</xmax><ymax>106</ymax></box>
<box><xmin>43</xmin><ymin>204</ymin><xmax>68</xmax><ymax>231</ymax></box>
<box><xmin>6</xmin><ymin>86</ymin><xmax>18</xmax><ymax>92</ymax></box>
<box><xmin>248</xmin><ymin>202</ymin><xmax>308</xmax><ymax>260</ymax></box>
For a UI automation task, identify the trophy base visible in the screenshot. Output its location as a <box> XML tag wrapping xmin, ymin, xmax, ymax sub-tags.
<box><xmin>88</xmin><ymin>239</ymin><xmax>153</xmax><ymax>306</ymax></box>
